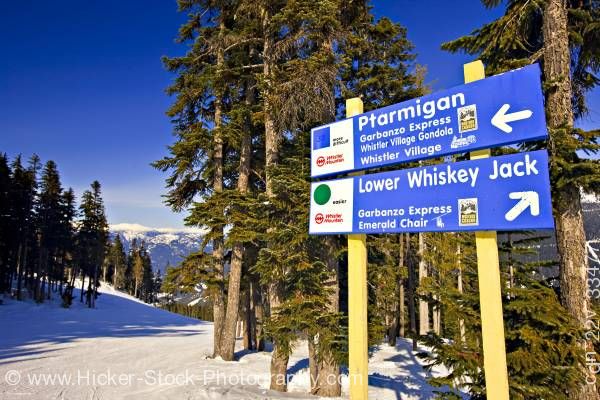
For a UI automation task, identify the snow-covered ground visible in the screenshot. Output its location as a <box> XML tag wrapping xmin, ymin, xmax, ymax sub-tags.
<box><xmin>0</xmin><ymin>284</ymin><xmax>462</xmax><ymax>399</ymax></box>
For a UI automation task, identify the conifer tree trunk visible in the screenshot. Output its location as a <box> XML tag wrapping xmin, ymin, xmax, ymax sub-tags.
<box><xmin>543</xmin><ymin>2</ymin><xmax>597</xmax><ymax>398</ymax></box>
<box><xmin>507</xmin><ymin>234</ymin><xmax>514</xmax><ymax>300</ymax></box>
<box><xmin>398</xmin><ymin>233</ymin><xmax>406</xmax><ymax>338</ymax></box>
<box><xmin>80</xmin><ymin>273</ymin><xmax>85</xmax><ymax>303</ymax></box>
<box><xmin>418</xmin><ymin>233</ymin><xmax>429</xmax><ymax>335</ymax></box>
<box><xmin>260</xmin><ymin>4</ymin><xmax>289</xmax><ymax>392</ymax></box>
<box><xmin>134</xmin><ymin>277</ymin><xmax>139</xmax><ymax>299</ymax></box>
<box><xmin>457</xmin><ymin>242</ymin><xmax>466</xmax><ymax>345</ymax></box>
<box><xmin>308</xmin><ymin>335</ymin><xmax>319</xmax><ymax>394</ymax></box>
<box><xmin>399</xmin><ymin>282</ymin><xmax>405</xmax><ymax>338</ymax></box>
<box><xmin>315</xmin><ymin>236</ymin><xmax>341</xmax><ymax>397</ymax></box>
<box><xmin>252</xmin><ymin>278</ymin><xmax>265</xmax><ymax>351</ymax></box>
<box><xmin>16</xmin><ymin>243</ymin><xmax>23</xmax><ymax>300</ymax></box>
<box><xmin>211</xmin><ymin>15</ymin><xmax>227</xmax><ymax>360</ymax></box>
<box><xmin>91</xmin><ymin>263</ymin><xmax>98</xmax><ymax>308</ymax></box>
<box><xmin>35</xmin><ymin>250</ymin><xmax>43</xmax><ymax>302</ymax></box>
<box><xmin>242</xmin><ymin>288</ymin><xmax>253</xmax><ymax>350</ymax></box>
<box><xmin>113</xmin><ymin>258</ymin><xmax>118</xmax><ymax>288</ymax></box>
<box><xmin>221</xmin><ymin>80</ymin><xmax>254</xmax><ymax>361</ymax></box>
<box><xmin>432</xmin><ymin>295</ymin><xmax>441</xmax><ymax>335</ymax></box>
<box><xmin>407</xmin><ymin>234</ymin><xmax>418</xmax><ymax>351</ymax></box>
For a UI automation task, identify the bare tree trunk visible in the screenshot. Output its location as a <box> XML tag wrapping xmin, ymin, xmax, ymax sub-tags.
<box><xmin>16</xmin><ymin>243</ymin><xmax>23</xmax><ymax>300</ymax></box>
<box><xmin>268</xmin><ymin>281</ymin><xmax>289</xmax><ymax>391</ymax></box>
<box><xmin>308</xmin><ymin>335</ymin><xmax>319</xmax><ymax>394</ymax></box>
<box><xmin>507</xmin><ymin>233</ymin><xmax>514</xmax><ymax>300</ymax></box>
<box><xmin>242</xmin><ymin>288</ymin><xmax>253</xmax><ymax>350</ymax></box>
<box><xmin>86</xmin><ymin>273</ymin><xmax>93</xmax><ymax>308</ymax></box>
<box><xmin>252</xmin><ymin>278</ymin><xmax>265</xmax><ymax>351</ymax></box>
<box><xmin>80</xmin><ymin>273</ymin><xmax>85</xmax><ymax>303</ymax></box>
<box><xmin>457</xmin><ymin>242</ymin><xmax>466</xmax><ymax>345</ymax></box>
<box><xmin>316</xmin><ymin>350</ymin><xmax>340</xmax><ymax>397</ymax></box>
<box><xmin>34</xmin><ymin>250</ymin><xmax>44</xmax><ymax>303</ymax></box>
<box><xmin>432</xmin><ymin>295</ymin><xmax>441</xmax><ymax>335</ymax></box>
<box><xmin>134</xmin><ymin>277</ymin><xmax>139</xmax><ymax>299</ymax></box>
<box><xmin>113</xmin><ymin>253</ymin><xmax>119</xmax><ymax>288</ymax></box>
<box><xmin>399</xmin><ymin>234</ymin><xmax>406</xmax><ymax>338</ymax></box>
<box><xmin>399</xmin><ymin>282</ymin><xmax>405</xmax><ymax>338</ymax></box>
<box><xmin>315</xmin><ymin>237</ymin><xmax>341</xmax><ymax>397</ymax></box>
<box><xmin>236</xmin><ymin>320</ymin><xmax>243</xmax><ymax>339</ymax></box>
<box><xmin>407</xmin><ymin>234</ymin><xmax>418</xmax><ymax>351</ymax></box>
<box><xmin>543</xmin><ymin>1</ymin><xmax>598</xmax><ymax>398</ymax></box>
<box><xmin>418</xmin><ymin>233</ymin><xmax>429</xmax><ymax>335</ymax></box>
<box><xmin>220</xmin><ymin>242</ymin><xmax>242</xmax><ymax>360</ymax></box>
<box><xmin>91</xmin><ymin>264</ymin><xmax>98</xmax><ymax>308</ymax></box>
<box><xmin>270</xmin><ymin>337</ymin><xmax>289</xmax><ymax>392</ymax></box>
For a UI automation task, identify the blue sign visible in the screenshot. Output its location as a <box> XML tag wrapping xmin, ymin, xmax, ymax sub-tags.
<box><xmin>309</xmin><ymin>150</ymin><xmax>554</xmax><ymax>234</ymax></box>
<box><xmin>311</xmin><ymin>64</ymin><xmax>548</xmax><ymax>177</ymax></box>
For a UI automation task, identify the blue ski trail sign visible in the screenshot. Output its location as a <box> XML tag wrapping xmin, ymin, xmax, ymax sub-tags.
<box><xmin>311</xmin><ymin>64</ymin><xmax>548</xmax><ymax>178</ymax></box>
<box><xmin>309</xmin><ymin>150</ymin><xmax>554</xmax><ymax>234</ymax></box>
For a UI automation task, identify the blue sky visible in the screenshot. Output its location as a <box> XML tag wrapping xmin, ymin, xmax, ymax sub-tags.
<box><xmin>1</xmin><ymin>1</ymin><xmax>598</xmax><ymax>229</ymax></box>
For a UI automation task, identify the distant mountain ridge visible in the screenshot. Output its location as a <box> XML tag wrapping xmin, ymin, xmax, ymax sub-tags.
<box><xmin>110</xmin><ymin>223</ymin><xmax>208</xmax><ymax>274</ymax></box>
<box><xmin>110</xmin><ymin>195</ymin><xmax>598</xmax><ymax>276</ymax></box>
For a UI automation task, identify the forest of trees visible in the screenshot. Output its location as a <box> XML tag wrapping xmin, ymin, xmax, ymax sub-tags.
<box><xmin>104</xmin><ymin>234</ymin><xmax>162</xmax><ymax>303</ymax></box>
<box><xmin>0</xmin><ymin>154</ymin><xmax>108</xmax><ymax>308</ymax></box>
<box><xmin>0</xmin><ymin>153</ymin><xmax>161</xmax><ymax>308</ymax></box>
<box><xmin>155</xmin><ymin>0</ymin><xmax>600</xmax><ymax>399</ymax></box>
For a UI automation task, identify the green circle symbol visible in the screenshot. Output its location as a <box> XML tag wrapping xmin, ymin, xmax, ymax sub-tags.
<box><xmin>314</xmin><ymin>184</ymin><xmax>331</xmax><ymax>205</ymax></box>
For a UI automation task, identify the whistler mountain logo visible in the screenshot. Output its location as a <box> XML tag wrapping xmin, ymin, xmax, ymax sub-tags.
<box><xmin>458</xmin><ymin>104</ymin><xmax>478</xmax><ymax>133</ymax></box>
<box><xmin>458</xmin><ymin>198</ymin><xmax>479</xmax><ymax>226</ymax></box>
<box><xmin>311</xmin><ymin>119</ymin><xmax>354</xmax><ymax>176</ymax></box>
<box><xmin>451</xmin><ymin>134</ymin><xmax>477</xmax><ymax>149</ymax></box>
<box><xmin>313</xmin><ymin>126</ymin><xmax>331</xmax><ymax>150</ymax></box>
<box><xmin>313</xmin><ymin>184</ymin><xmax>332</xmax><ymax>205</ymax></box>
<box><xmin>309</xmin><ymin>178</ymin><xmax>353</xmax><ymax>233</ymax></box>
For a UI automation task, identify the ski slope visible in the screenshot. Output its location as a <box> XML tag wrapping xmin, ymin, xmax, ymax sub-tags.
<box><xmin>0</xmin><ymin>284</ymin><xmax>462</xmax><ymax>399</ymax></box>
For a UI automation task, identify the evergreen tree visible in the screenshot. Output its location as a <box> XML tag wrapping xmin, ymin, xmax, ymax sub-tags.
<box><xmin>157</xmin><ymin>0</ymin><xmax>429</xmax><ymax>395</ymax></box>
<box><xmin>442</xmin><ymin>2</ymin><xmax>600</xmax><ymax>398</ymax></box>
<box><xmin>338</xmin><ymin>15</ymin><xmax>426</xmax><ymax>113</ymax></box>
<box><xmin>155</xmin><ymin>0</ymin><xmax>240</xmax><ymax>359</ymax></box>
<box><xmin>132</xmin><ymin>247</ymin><xmax>144</xmax><ymax>298</ymax></box>
<box><xmin>108</xmin><ymin>234</ymin><xmax>127</xmax><ymax>289</ymax></box>
<box><xmin>421</xmin><ymin>233</ymin><xmax>583</xmax><ymax>399</ymax></box>
<box><xmin>0</xmin><ymin>154</ymin><xmax>11</xmax><ymax>293</ymax></box>
<box><xmin>10</xmin><ymin>155</ymin><xmax>38</xmax><ymax>300</ymax></box>
<box><xmin>140</xmin><ymin>247</ymin><xmax>154</xmax><ymax>302</ymax></box>
<box><xmin>34</xmin><ymin>161</ymin><xmax>64</xmax><ymax>302</ymax></box>
<box><xmin>57</xmin><ymin>188</ymin><xmax>76</xmax><ymax>296</ymax></box>
<box><xmin>76</xmin><ymin>181</ymin><xmax>108</xmax><ymax>308</ymax></box>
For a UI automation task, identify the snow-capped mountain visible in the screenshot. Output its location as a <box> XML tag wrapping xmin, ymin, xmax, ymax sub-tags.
<box><xmin>110</xmin><ymin>223</ymin><xmax>209</xmax><ymax>274</ymax></box>
<box><xmin>110</xmin><ymin>194</ymin><xmax>599</xmax><ymax>276</ymax></box>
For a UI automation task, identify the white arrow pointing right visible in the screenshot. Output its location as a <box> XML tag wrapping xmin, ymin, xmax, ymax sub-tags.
<box><xmin>491</xmin><ymin>104</ymin><xmax>533</xmax><ymax>133</ymax></box>
<box><xmin>505</xmin><ymin>191</ymin><xmax>540</xmax><ymax>222</ymax></box>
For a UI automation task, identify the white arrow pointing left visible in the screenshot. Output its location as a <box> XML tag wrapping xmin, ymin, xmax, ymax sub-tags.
<box><xmin>492</xmin><ymin>104</ymin><xmax>533</xmax><ymax>133</ymax></box>
<box><xmin>505</xmin><ymin>191</ymin><xmax>540</xmax><ymax>222</ymax></box>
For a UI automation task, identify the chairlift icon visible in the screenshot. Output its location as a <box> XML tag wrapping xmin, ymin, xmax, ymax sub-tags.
<box><xmin>436</xmin><ymin>216</ymin><xmax>445</xmax><ymax>228</ymax></box>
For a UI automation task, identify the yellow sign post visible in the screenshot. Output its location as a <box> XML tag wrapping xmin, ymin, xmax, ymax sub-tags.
<box><xmin>465</xmin><ymin>60</ymin><xmax>510</xmax><ymax>400</ymax></box>
<box><xmin>345</xmin><ymin>63</ymin><xmax>510</xmax><ymax>399</ymax></box>
<box><xmin>346</xmin><ymin>97</ymin><xmax>369</xmax><ymax>400</ymax></box>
